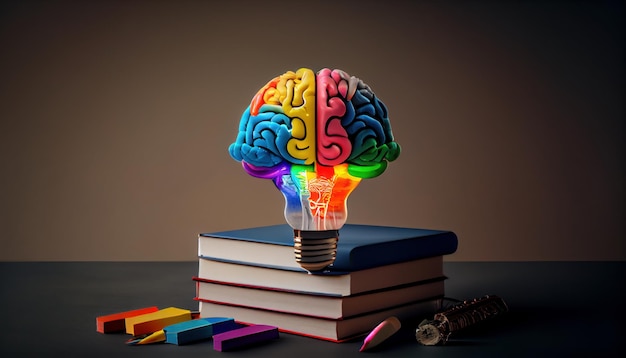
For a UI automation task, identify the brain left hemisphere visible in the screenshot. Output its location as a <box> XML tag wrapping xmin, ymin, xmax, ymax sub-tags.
<box><xmin>243</xmin><ymin>68</ymin><xmax>317</xmax><ymax>167</ymax></box>
<box><xmin>228</xmin><ymin>105</ymin><xmax>301</xmax><ymax>167</ymax></box>
<box><xmin>282</xmin><ymin>68</ymin><xmax>316</xmax><ymax>165</ymax></box>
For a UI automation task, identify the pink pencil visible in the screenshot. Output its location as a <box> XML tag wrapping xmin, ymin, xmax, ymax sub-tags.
<box><xmin>359</xmin><ymin>316</ymin><xmax>402</xmax><ymax>352</ymax></box>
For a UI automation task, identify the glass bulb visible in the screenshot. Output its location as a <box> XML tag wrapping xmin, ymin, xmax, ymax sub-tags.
<box><xmin>279</xmin><ymin>164</ymin><xmax>360</xmax><ymax>231</ymax></box>
<box><xmin>243</xmin><ymin>162</ymin><xmax>361</xmax><ymax>271</ymax></box>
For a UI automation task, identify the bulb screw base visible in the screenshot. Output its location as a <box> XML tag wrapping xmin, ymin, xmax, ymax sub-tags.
<box><xmin>293</xmin><ymin>229</ymin><xmax>339</xmax><ymax>272</ymax></box>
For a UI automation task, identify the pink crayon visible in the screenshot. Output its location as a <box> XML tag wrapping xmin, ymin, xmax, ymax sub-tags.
<box><xmin>359</xmin><ymin>316</ymin><xmax>401</xmax><ymax>352</ymax></box>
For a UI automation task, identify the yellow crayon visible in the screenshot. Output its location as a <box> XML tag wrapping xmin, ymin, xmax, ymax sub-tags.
<box><xmin>137</xmin><ymin>330</ymin><xmax>166</xmax><ymax>345</ymax></box>
<box><xmin>125</xmin><ymin>307</ymin><xmax>191</xmax><ymax>336</ymax></box>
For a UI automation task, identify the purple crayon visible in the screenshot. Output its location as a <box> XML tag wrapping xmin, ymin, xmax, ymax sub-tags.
<box><xmin>212</xmin><ymin>324</ymin><xmax>279</xmax><ymax>351</ymax></box>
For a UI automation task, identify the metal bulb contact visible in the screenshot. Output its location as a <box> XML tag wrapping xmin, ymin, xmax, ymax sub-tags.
<box><xmin>293</xmin><ymin>230</ymin><xmax>338</xmax><ymax>272</ymax></box>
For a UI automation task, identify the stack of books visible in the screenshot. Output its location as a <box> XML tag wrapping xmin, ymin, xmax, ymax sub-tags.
<box><xmin>193</xmin><ymin>224</ymin><xmax>458</xmax><ymax>342</ymax></box>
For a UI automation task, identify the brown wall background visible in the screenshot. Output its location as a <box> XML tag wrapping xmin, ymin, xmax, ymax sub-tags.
<box><xmin>1</xmin><ymin>0</ymin><xmax>623</xmax><ymax>261</ymax></box>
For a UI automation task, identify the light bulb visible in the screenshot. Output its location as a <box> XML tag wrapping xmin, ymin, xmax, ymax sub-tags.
<box><xmin>229</xmin><ymin>68</ymin><xmax>400</xmax><ymax>272</ymax></box>
<box><xmin>243</xmin><ymin>162</ymin><xmax>361</xmax><ymax>271</ymax></box>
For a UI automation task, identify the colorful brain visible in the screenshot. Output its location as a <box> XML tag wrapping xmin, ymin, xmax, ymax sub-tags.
<box><xmin>229</xmin><ymin>68</ymin><xmax>400</xmax><ymax>179</ymax></box>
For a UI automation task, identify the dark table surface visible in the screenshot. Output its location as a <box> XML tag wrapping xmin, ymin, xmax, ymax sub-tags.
<box><xmin>1</xmin><ymin>261</ymin><xmax>624</xmax><ymax>357</ymax></box>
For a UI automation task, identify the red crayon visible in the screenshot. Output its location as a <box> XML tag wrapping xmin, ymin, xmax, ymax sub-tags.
<box><xmin>96</xmin><ymin>306</ymin><xmax>159</xmax><ymax>333</ymax></box>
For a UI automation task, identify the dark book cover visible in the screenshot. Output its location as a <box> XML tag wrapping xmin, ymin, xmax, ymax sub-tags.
<box><xmin>201</xmin><ymin>224</ymin><xmax>457</xmax><ymax>271</ymax></box>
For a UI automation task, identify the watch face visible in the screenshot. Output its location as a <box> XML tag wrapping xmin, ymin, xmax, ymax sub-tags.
<box><xmin>416</xmin><ymin>324</ymin><xmax>442</xmax><ymax>346</ymax></box>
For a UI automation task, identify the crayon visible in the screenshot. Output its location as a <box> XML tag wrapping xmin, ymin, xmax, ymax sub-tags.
<box><xmin>359</xmin><ymin>316</ymin><xmax>401</xmax><ymax>352</ymax></box>
<box><xmin>164</xmin><ymin>317</ymin><xmax>239</xmax><ymax>345</ymax></box>
<box><xmin>96</xmin><ymin>306</ymin><xmax>159</xmax><ymax>333</ymax></box>
<box><xmin>213</xmin><ymin>324</ymin><xmax>279</xmax><ymax>351</ymax></box>
<box><xmin>126</xmin><ymin>330</ymin><xmax>166</xmax><ymax>345</ymax></box>
<box><xmin>125</xmin><ymin>307</ymin><xmax>192</xmax><ymax>336</ymax></box>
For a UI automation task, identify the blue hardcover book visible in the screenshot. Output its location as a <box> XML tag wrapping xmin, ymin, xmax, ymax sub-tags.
<box><xmin>198</xmin><ymin>224</ymin><xmax>457</xmax><ymax>272</ymax></box>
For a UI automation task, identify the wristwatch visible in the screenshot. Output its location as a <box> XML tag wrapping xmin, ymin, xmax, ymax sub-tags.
<box><xmin>415</xmin><ymin>319</ymin><xmax>448</xmax><ymax>345</ymax></box>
